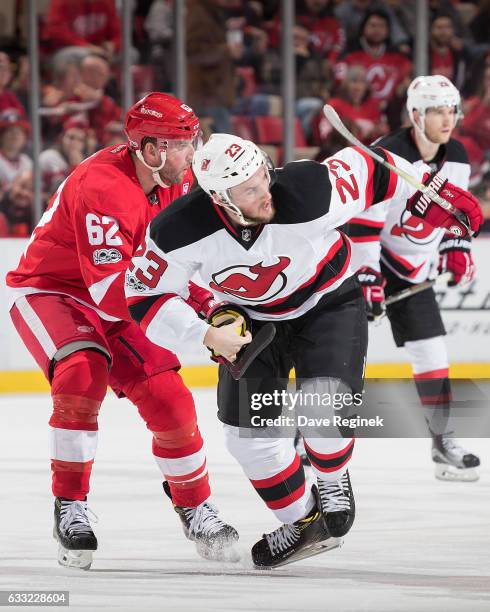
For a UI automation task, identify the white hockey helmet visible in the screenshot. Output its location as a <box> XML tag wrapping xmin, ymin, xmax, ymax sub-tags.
<box><xmin>406</xmin><ymin>75</ymin><xmax>463</xmax><ymax>140</ymax></box>
<box><xmin>192</xmin><ymin>133</ymin><xmax>273</xmax><ymax>225</ymax></box>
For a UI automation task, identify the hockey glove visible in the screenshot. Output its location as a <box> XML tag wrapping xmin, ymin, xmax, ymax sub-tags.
<box><xmin>406</xmin><ymin>172</ymin><xmax>483</xmax><ymax>238</ymax></box>
<box><xmin>186</xmin><ymin>281</ymin><xmax>219</xmax><ymax>319</ymax></box>
<box><xmin>206</xmin><ymin>302</ymin><xmax>252</xmax><ymax>364</ymax></box>
<box><xmin>357</xmin><ymin>266</ymin><xmax>386</xmax><ymax>321</ymax></box>
<box><xmin>438</xmin><ymin>234</ymin><xmax>475</xmax><ymax>286</ymax></box>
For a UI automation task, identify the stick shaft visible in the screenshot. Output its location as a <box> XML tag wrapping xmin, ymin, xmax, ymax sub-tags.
<box><xmin>384</xmin><ymin>272</ymin><xmax>452</xmax><ymax>306</ymax></box>
<box><xmin>323</xmin><ymin>104</ymin><xmax>469</xmax><ymax>228</ymax></box>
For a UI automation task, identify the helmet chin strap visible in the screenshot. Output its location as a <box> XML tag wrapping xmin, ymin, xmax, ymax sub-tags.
<box><xmin>211</xmin><ymin>194</ymin><xmax>257</xmax><ymax>226</ymax></box>
<box><xmin>135</xmin><ymin>149</ymin><xmax>170</xmax><ymax>188</ymax></box>
<box><xmin>411</xmin><ymin>112</ymin><xmax>433</xmax><ymax>145</ymax></box>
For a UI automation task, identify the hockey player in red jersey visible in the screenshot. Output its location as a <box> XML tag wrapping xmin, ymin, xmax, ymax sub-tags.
<box><xmin>125</xmin><ymin>132</ymin><xmax>482</xmax><ymax>567</ymax></box>
<box><xmin>6</xmin><ymin>93</ymin><xmax>238</xmax><ymax>570</ymax></box>
<box><xmin>343</xmin><ymin>75</ymin><xmax>481</xmax><ymax>481</ymax></box>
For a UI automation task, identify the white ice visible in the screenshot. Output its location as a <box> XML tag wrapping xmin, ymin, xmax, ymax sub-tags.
<box><xmin>1</xmin><ymin>389</ymin><xmax>489</xmax><ymax>612</ymax></box>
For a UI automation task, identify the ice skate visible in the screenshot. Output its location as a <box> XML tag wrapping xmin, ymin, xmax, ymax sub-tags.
<box><xmin>317</xmin><ymin>469</ymin><xmax>355</xmax><ymax>537</ymax></box>
<box><xmin>163</xmin><ymin>481</ymin><xmax>239</xmax><ymax>562</ymax></box>
<box><xmin>432</xmin><ymin>435</ymin><xmax>480</xmax><ymax>482</ymax></box>
<box><xmin>53</xmin><ymin>497</ymin><xmax>98</xmax><ymax>570</ymax></box>
<box><xmin>251</xmin><ymin>485</ymin><xmax>342</xmax><ymax>568</ymax></box>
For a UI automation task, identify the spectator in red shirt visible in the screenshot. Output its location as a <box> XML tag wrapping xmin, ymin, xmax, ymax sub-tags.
<box><xmin>0</xmin><ymin>53</ymin><xmax>27</xmax><ymax>120</ymax></box>
<box><xmin>43</xmin><ymin>0</ymin><xmax>121</xmax><ymax>61</ymax></box>
<box><xmin>39</xmin><ymin>116</ymin><xmax>90</xmax><ymax>201</ymax></box>
<box><xmin>312</xmin><ymin>65</ymin><xmax>387</xmax><ymax>147</ymax></box>
<box><xmin>428</xmin><ymin>13</ymin><xmax>470</xmax><ymax>90</ymax></box>
<box><xmin>336</xmin><ymin>9</ymin><xmax>412</xmax><ymax>108</ymax></box>
<box><xmin>79</xmin><ymin>54</ymin><xmax>122</xmax><ymax>145</ymax></box>
<box><xmin>296</xmin><ymin>0</ymin><xmax>345</xmax><ymax>63</ymax></box>
<box><xmin>461</xmin><ymin>64</ymin><xmax>490</xmax><ymax>154</ymax></box>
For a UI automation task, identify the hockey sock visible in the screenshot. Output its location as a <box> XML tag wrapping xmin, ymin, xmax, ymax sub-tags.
<box><xmin>50</xmin><ymin>350</ymin><xmax>108</xmax><ymax>500</ymax></box>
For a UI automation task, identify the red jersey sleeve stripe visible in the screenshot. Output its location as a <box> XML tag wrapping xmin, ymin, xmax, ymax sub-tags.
<box><xmin>380</xmin><ymin>148</ymin><xmax>398</xmax><ymax>200</ymax></box>
<box><xmin>140</xmin><ymin>293</ymin><xmax>178</xmax><ymax>334</ymax></box>
<box><xmin>353</xmin><ymin>146</ymin><xmax>375</xmax><ymax>208</ymax></box>
<box><xmin>349</xmin><ymin>217</ymin><xmax>384</xmax><ymax>228</ymax></box>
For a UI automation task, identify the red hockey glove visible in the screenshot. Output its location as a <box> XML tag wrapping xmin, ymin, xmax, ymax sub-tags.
<box><xmin>406</xmin><ymin>172</ymin><xmax>483</xmax><ymax>238</ymax></box>
<box><xmin>206</xmin><ymin>302</ymin><xmax>252</xmax><ymax>365</ymax></box>
<box><xmin>186</xmin><ymin>281</ymin><xmax>220</xmax><ymax>319</ymax></box>
<box><xmin>357</xmin><ymin>266</ymin><xmax>386</xmax><ymax>321</ymax></box>
<box><xmin>438</xmin><ymin>234</ymin><xmax>475</xmax><ymax>286</ymax></box>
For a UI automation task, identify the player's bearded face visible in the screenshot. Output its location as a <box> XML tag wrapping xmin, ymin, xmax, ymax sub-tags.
<box><xmin>420</xmin><ymin>107</ymin><xmax>456</xmax><ymax>144</ymax></box>
<box><xmin>159</xmin><ymin>141</ymin><xmax>195</xmax><ymax>185</ymax></box>
<box><xmin>229</xmin><ymin>166</ymin><xmax>275</xmax><ymax>225</ymax></box>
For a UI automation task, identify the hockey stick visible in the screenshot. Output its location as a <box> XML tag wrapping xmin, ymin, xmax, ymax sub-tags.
<box><xmin>322</xmin><ymin>104</ymin><xmax>472</xmax><ymax>235</ymax></box>
<box><xmin>384</xmin><ymin>271</ymin><xmax>453</xmax><ymax>307</ymax></box>
<box><xmin>225</xmin><ymin>322</ymin><xmax>276</xmax><ymax>380</ymax></box>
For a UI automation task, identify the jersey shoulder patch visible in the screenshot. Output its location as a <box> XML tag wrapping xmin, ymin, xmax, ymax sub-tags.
<box><xmin>272</xmin><ymin>160</ymin><xmax>332</xmax><ymax>224</ymax></box>
<box><xmin>149</xmin><ymin>187</ymin><xmax>222</xmax><ymax>253</ymax></box>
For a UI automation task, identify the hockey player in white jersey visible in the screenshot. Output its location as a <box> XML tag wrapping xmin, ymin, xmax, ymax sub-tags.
<box><xmin>343</xmin><ymin>75</ymin><xmax>481</xmax><ymax>481</ymax></box>
<box><xmin>125</xmin><ymin>132</ymin><xmax>482</xmax><ymax>567</ymax></box>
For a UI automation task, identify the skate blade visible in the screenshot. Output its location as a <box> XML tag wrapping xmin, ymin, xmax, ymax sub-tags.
<box><xmin>255</xmin><ymin>537</ymin><xmax>343</xmax><ymax>569</ymax></box>
<box><xmin>434</xmin><ymin>463</ymin><xmax>479</xmax><ymax>482</ymax></box>
<box><xmin>57</xmin><ymin>544</ymin><xmax>93</xmax><ymax>570</ymax></box>
<box><xmin>196</xmin><ymin>538</ymin><xmax>241</xmax><ymax>563</ymax></box>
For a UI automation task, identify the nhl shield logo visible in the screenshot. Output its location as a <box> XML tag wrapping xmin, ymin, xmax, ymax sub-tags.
<box><xmin>201</xmin><ymin>159</ymin><xmax>211</xmax><ymax>171</ymax></box>
<box><xmin>242</xmin><ymin>229</ymin><xmax>252</xmax><ymax>242</ymax></box>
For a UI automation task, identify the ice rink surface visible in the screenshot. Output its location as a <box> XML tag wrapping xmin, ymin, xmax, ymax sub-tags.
<box><xmin>1</xmin><ymin>389</ymin><xmax>489</xmax><ymax>612</ymax></box>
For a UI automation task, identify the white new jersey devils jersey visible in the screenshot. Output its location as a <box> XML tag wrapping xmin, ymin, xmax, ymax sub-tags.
<box><xmin>125</xmin><ymin>146</ymin><xmax>426</xmax><ymax>353</ymax></box>
<box><xmin>345</xmin><ymin>128</ymin><xmax>470</xmax><ymax>283</ymax></box>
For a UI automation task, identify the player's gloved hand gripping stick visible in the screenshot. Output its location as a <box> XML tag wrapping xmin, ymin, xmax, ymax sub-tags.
<box><xmin>323</xmin><ymin>105</ymin><xmax>482</xmax><ymax>237</ymax></box>
<box><xmin>207</xmin><ymin>303</ymin><xmax>276</xmax><ymax>381</ymax></box>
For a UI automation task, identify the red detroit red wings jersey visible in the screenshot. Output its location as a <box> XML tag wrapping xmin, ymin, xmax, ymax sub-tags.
<box><xmin>344</xmin><ymin>128</ymin><xmax>470</xmax><ymax>283</ymax></box>
<box><xmin>7</xmin><ymin>144</ymin><xmax>193</xmax><ymax>321</ymax></box>
<box><xmin>125</xmin><ymin>147</ymin><xmax>428</xmax><ymax>353</ymax></box>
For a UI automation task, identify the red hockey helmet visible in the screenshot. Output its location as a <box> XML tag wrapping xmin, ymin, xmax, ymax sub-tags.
<box><xmin>124</xmin><ymin>92</ymin><xmax>200</xmax><ymax>187</ymax></box>
<box><xmin>125</xmin><ymin>92</ymin><xmax>200</xmax><ymax>151</ymax></box>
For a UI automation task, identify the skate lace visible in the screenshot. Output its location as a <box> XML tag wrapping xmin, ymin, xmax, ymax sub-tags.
<box><xmin>185</xmin><ymin>502</ymin><xmax>228</xmax><ymax>538</ymax></box>
<box><xmin>59</xmin><ymin>500</ymin><xmax>98</xmax><ymax>536</ymax></box>
<box><xmin>441</xmin><ymin>436</ymin><xmax>468</xmax><ymax>459</ymax></box>
<box><xmin>318</xmin><ymin>474</ymin><xmax>351</xmax><ymax>513</ymax></box>
<box><xmin>265</xmin><ymin>523</ymin><xmax>300</xmax><ymax>555</ymax></box>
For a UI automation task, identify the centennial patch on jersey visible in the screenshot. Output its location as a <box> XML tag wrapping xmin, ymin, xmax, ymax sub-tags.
<box><xmin>209</xmin><ymin>257</ymin><xmax>291</xmax><ymax>303</ymax></box>
<box><xmin>125</xmin><ymin>271</ymin><xmax>148</xmax><ymax>293</ymax></box>
<box><xmin>93</xmin><ymin>248</ymin><xmax>123</xmax><ymax>265</ymax></box>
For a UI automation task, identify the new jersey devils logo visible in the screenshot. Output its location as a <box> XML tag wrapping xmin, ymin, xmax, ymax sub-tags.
<box><xmin>391</xmin><ymin>210</ymin><xmax>439</xmax><ymax>245</ymax></box>
<box><xmin>210</xmin><ymin>257</ymin><xmax>290</xmax><ymax>302</ymax></box>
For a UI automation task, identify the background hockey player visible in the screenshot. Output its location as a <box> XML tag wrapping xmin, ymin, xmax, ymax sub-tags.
<box><xmin>125</xmin><ymin>132</ymin><xmax>482</xmax><ymax>567</ymax></box>
<box><xmin>343</xmin><ymin>75</ymin><xmax>481</xmax><ymax>481</ymax></box>
<box><xmin>6</xmin><ymin>93</ymin><xmax>237</xmax><ymax>570</ymax></box>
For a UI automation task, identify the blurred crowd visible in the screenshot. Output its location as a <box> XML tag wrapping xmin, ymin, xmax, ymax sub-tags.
<box><xmin>0</xmin><ymin>0</ymin><xmax>489</xmax><ymax>236</ymax></box>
